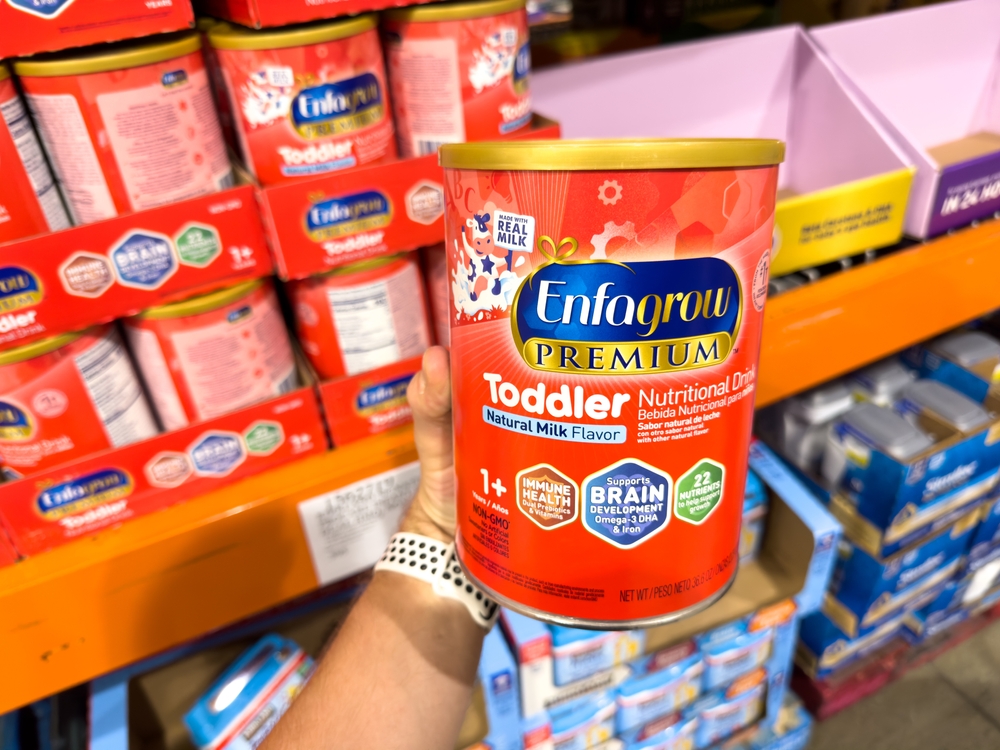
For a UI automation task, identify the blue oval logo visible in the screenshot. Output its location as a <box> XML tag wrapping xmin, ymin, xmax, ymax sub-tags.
<box><xmin>290</xmin><ymin>73</ymin><xmax>384</xmax><ymax>139</ymax></box>
<box><xmin>0</xmin><ymin>266</ymin><xmax>42</xmax><ymax>312</ymax></box>
<box><xmin>306</xmin><ymin>190</ymin><xmax>392</xmax><ymax>241</ymax></box>
<box><xmin>512</xmin><ymin>252</ymin><xmax>741</xmax><ymax>375</ymax></box>
<box><xmin>162</xmin><ymin>69</ymin><xmax>189</xmax><ymax>88</ymax></box>
<box><xmin>227</xmin><ymin>305</ymin><xmax>252</xmax><ymax>324</ymax></box>
<box><xmin>356</xmin><ymin>375</ymin><xmax>414</xmax><ymax>414</ymax></box>
<box><xmin>36</xmin><ymin>469</ymin><xmax>133</xmax><ymax>520</ymax></box>
<box><xmin>0</xmin><ymin>399</ymin><xmax>32</xmax><ymax>441</ymax></box>
<box><xmin>514</xmin><ymin>43</ymin><xmax>531</xmax><ymax>84</ymax></box>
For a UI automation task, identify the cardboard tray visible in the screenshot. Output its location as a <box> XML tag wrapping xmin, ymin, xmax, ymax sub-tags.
<box><xmin>258</xmin><ymin>115</ymin><xmax>561</xmax><ymax>281</ymax></box>
<box><xmin>811</xmin><ymin>0</ymin><xmax>1000</xmax><ymax>238</ymax></box>
<box><xmin>0</xmin><ymin>183</ymin><xmax>272</xmax><ymax>350</ymax></box>
<box><xmin>0</xmin><ymin>0</ymin><xmax>194</xmax><ymax>58</ymax></box>
<box><xmin>531</xmin><ymin>25</ymin><xmax>914</xmax><ymax>276</ymax></box>
<box><xmin>0</xmin><ymin>361</ymin><xmax>328</xmax><ymax>557</ymax></box>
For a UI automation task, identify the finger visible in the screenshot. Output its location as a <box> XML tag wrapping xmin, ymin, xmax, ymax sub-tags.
<box><xmin>408</xmin><ymin>346</ymin><xmax>453</xmax><ymax>476</ymax></box>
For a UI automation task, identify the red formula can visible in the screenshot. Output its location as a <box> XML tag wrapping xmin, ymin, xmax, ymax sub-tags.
<box><xmin>382</xmin><ymin>0</ymin><xmax>532</xmax><ymax>158</ymax></box>
<box><xmin>422</xmin><ymin>243</ymin><xmax>451</xmax><ymax>346</ymax></box>
<box><xmin>122</xmin><ymin>279</ymin><xmax>299</xmax><ymax>431</ymax></box>
<box><xmin>209</xmin><ymin>16</ymin><xmax>396</xmax><ymax>186</ymax></box>
<box><xmin>288</xmin><ymin>254</ymin><xmax>432</xmax><ymax>380</ymax></box>
<box><xmin>0</xmin><ymin>324</ymin><xmax>159</xmax><ymax>478</ymax></box>
<box><xmin>15</xmin><ymin>33</ymin><xmax>233</xmax><ymax>226</ymax></box>
<box><xmin>440</xmin><ymin>139</ymin><xmax>784</xmax><ymax>626</ymax></box>
<box><xmin>0</xmin><ymin>63</ymin><xmax>70</xmax><ymax>243</ymax></box>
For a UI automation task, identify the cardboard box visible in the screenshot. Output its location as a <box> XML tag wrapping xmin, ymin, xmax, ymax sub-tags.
<box><xmin>258</xmin><ymin>116</ymin><xmax>560</xmax><ymax>281</ymax></box>
<box><xmin>531</xmin><ymin>24</ymin><xmax>913</xmax><ymax>276</ymax></box>
<box><xmin>0</xmin><ymin>184</ymin><xmax>272</xmax><ymax>349</ymax></box>
<box><xmin>796</xmin><ymin>608</ymin><xmax>906</xmax><ymax>679</ymax></box>
<box><xmin>904</xmin><ymin>331</ymin><xmax>1000</xmax><ymax>405</ymax></box>
<box><xmin>827</xmin><ymin>468</ymin><xmax>998</xmax><ymax>559</ymax></box>
<box><xmin>811</xmin><ymin>0</ymin><xmax>1000</xmax><ymax>238</ymax></box>
<box><xmin>823</xmin><ymin>392</ymin><xmax>1000</xmax><ymax>535</ymax></box>
<box><xmin>747</xmin><ymin>440</ymin><xmax>841</xmax><ymax>617</ymax></box>
<box><xmin>0</xmin><ymin>0</ymin><xmax>194</xmax><ymax>58</ymax></box>
<box><xmin>820</xmin><ymin>508</ymin><xmax>979</xmax><ymax>638</ymax></box>
<box><xmin>747</xmin><ymin>693</ymin><xmax>813</xmax><ymax>750</ymax></box>
<box><xmin>0</xmin><ymin>374</ymin><xmax>327</xmax><ymax>557</ymax></box>
<box><xmin>195</xmin><ymin>0</ymin><xmax>432</xmax><ymax>29</ymax></box>
<box><xmin>318</xmin><ymin>354</ymin><xmax>422</xmax><ymax>447</ymax></box>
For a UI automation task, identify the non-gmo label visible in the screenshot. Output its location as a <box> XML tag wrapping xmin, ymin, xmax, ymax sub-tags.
<box><xmin>174</xmin><ymin>223</ymin><xmax>221</xmax><ymax>267</ymax></box>
<box><xmin>675</xmin><ymin>459</ymin><xmax>725</xmax><ymax>525</ymax></box>
<box><xmin>109</xmin><ymin>231</ymin><xmax>177</xmax><ymax>289</ymax></box>
<box><xmin>582</xmin><ymin>459</ymin><xmax>671</xmax><ymax>548</ymax></box>
<box><xmin>244</xmin><ymin>421</ymin><xmax>284</xmax><ymax>455</ymax></box>
<box><xmin>188</xmin><ymin>431</ymin><xmax>246</xmax><ymax>476</ymax></box>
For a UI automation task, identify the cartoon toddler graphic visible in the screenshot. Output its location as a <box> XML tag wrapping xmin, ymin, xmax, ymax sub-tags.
<box><xmin>461</xmin><ymin>212</ymin><xmax>510</xmax><ymax>301</ymax></box>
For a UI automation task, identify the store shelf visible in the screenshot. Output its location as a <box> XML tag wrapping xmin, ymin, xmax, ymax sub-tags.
<box><xmin>757</xmin><ymin>218</ymin><xmax>1000</xmax><ymax>407</ymax></box>
<box><xmin>0</xmin><ymin>427</ymin><xmax>417</xmax><ymax>715</ymax></box>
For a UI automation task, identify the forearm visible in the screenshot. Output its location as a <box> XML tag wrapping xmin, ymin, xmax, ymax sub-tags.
<box><xmin>260</xmin><ymin>510</ymin><xmax>485</xmax><ymax>750</ymax></box>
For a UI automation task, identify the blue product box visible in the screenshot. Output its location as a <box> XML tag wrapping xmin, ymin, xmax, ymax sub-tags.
<box><xmin>522</xmin><ymin>712</ymin><xmax>552</xmax><ymax>750</ymax></box>
<box><xmin>822</xmin><ymin>509</ymin><xmax>979</xmax><ymax>637</ymax></box>
<box><xmin>757</xmin><ymin>601</ymin><xmax>798</xmax><ymax>731</ymax></box>
<box><xmin>551</xmin><ymin>627</ymin><xmax>632</xmax><ymax>687</ymax></box>
<box><xmin>747</xmin><ymin>441</ymin><xmax>841</xmax><ymax>617</ymax></box>
<box><xmin>741</xmin><ymin>469</ymin><xmax>768</xmax><ymax>565</ymax></box>
<box><xmin>615</xmin><ymin>641</ymin><xmax>703</xmax><ymax>733</ymax></box>
<box><xmin>696</xmin><ymin>618</ymin><xmax>773</xmax><ymax>693</ymax></box>
<box><xmin>827</xmin><ymin>468</ymin><xmax>998</xmax><ymax>560</ymax></box>
<box><xmin>748</xmin><ymin>693</ymin><xmax>813</xmax><ymax>750</ymax></box>
<box><xmin>903</xmin><ymin>332</ymin><xmax>1000</xmax><ymax>404</ymax></box>
<box><xmin>823</xmin><ymin>390</ymin><xmax>1000</xmax><ymax>535</ymax></box>
<box><xmin>797</xmin><ymin>608</ymin><xmax>906</xmax><ymax>679</ymax></box>
<box><xmin>480</xmin><ymin>627</ymin><xmax>523</xmax><ymax>750</ymax></box>
<box><xmin>618</xmin><ymin>712</ymin><xmax>698</xmax><ymax>750</ymax></box>
<box><xmin>686</xmin><ymin>668</ymin><xmax>767</xmax><ymax>749</ymax></box>
<box><xmin>547</xmin><ymin>692</ymin><xmax>616</xmax><ymax>750</ymax></box>
<box><xmin>969</xmin><ymin>491</ymin><xmax>1000</xmax><ymax>561</ymax></box>
<box><xmin>184</xmin><ymin>634</ymin><xmax>314</xmax><ymax>750</ymax></box>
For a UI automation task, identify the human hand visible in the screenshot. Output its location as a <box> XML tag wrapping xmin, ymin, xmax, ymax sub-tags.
<box><xmin>402</xmin><ymin>346</ymin><xmax>455</xmax><ymax>543</ymax></box>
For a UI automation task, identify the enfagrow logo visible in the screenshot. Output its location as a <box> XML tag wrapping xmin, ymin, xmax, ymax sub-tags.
<box><xmin>512</xmin><ymin>253</ymin><xmax>742</xmax><ymax>375</ymax></box>
<box><xmin>306</xmin><ymin>190</ymin><xmax>392</xmax><ymax>242</ymax></box>
<box><xmin>0</xmin><ymin>398</ymin><xmax>33</xmax><ymax>441</ymax></box>
<box><xmin>355</xmin><ymin>375</ymin><xmax>413</xmax><ymax>415</ymax></box>
<box><xmin>35</xmin><ymin>469</ymin><xmax>133</xmax><ymax>521</ymax></box>
<box><xmin>291</xmin><ymin>74</ymin><xmax>384</xmax><ymax>139</ymax></box>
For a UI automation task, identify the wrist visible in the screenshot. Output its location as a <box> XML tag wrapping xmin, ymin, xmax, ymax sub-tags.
<box><xmin>400</xmin><ymin>492</ymin><xmax>454</xmax><ymax>544</ymax></box>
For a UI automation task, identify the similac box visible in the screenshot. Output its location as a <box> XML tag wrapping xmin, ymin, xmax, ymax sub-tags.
<box><xmin>615</xmin><ymin>641</ymin><xmax>703</xmax><ymax>733</ymax></box>
<box><xmin>820</xmin><ymin>509</ymin><xmax>979</xmax><ymax>638</ymax></box>
<box><xmin>618</xmin><ymin>712</ymin><xmax>698</xmax><ymax>750</ymax></box>
<box><xmin>685</xmin><ymin>667</ymin><xmax>767</xmax><ymax>750</ymax></box>
<box><xmin>741</xmin><ymin>469</ymin><xmax>768</xmax><ymax>565</ymax></box>
<box><xmin>904</xmin><ymin>331</ymin><xmax>1000</xmax><ymax>405</ymax></box>
<box><xmin>695</xmin><ymin>618</ymin><xmax>774</xmax><ymax>692</ymax></box>
<box><xmin>797</xmin><ymin>608</ymin><xmax>906</xmax><ymax>680</ymax></box>
<box><xmin>551</xmin><ymin>626</ymin><xmax>645</xmax><ymax>687</ymax></box>
<box><xmin>547</xmin><ymin>692</ymin><xmax>617</xmax><ymax>750</ymax></box>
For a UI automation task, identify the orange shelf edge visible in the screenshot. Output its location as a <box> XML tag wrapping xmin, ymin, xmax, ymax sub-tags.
<box><xmin>0</xmin><ymin>426</ymin><xmax>417</xmax><ymax>714</ymax></box>
<box><xmin>757</xmin><ymin>219</ymin><xmax>1000</xmax><ymax>407</ymax></box>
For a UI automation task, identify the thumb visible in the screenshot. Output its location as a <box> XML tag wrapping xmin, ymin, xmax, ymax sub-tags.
<box><xmin>406</xmin><ymin>346</ymin><xmax>455</xmax><ymax>534</ymax></box>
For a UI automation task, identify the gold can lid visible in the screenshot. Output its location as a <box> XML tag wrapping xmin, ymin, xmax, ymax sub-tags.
<box><xmin>195</xmin><ymin>16</ymin><xmax>220</xmax><ymax>32</ymax></box>
<box><xmin>0</xmin><ymin>63</ymin><xmax>10</xmax><ymax>82</ymax></box>
<box><xmin>14</xmin><ymin>32</ymin><xmax>202</xmax><ymax>78</ymax></box>
<box><xmin>137</xmin><ymin>279</ymin><xmax>263</xmax><ymax>320</ymax></box>
<box><xmin>208</xmin><ymin>14</ymin><xmax>377</xmax><ymax>50</ymax></box>
<box><xmin>0</xmin><ymin>330</ymin><xmax>83</xmax><ymax>367</ymax></box>
<box><xmin>384</xmin><ymin>0</ymin><xmax>525</xmax><ymax>23</ymax></box>
<box><xmin>439</xmin><ymin>138</ymin><xmax>786</xmax><ymax>171</ymax></box>
<box><xmin>321</xmin><ymin>253</ymin><xmax>404</xmax><ymax>278</ymax></box>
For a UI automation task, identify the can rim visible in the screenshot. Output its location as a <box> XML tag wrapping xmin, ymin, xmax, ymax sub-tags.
<box><xmin>438</xmin><ymin>138</ymin><xmax>786</xmax><ymax>170</ymax></box>
<box><xmin>14</xmin><ymin>32</ymin><xmax>202</xmax><ymax>78</ymax></box>
<box><xmin>136</xmin><ymin>279</ymin><xmax>263</xmax><ymax>320</ymax></box>
<box><xmin>383</xmin><ymin>0</ymin><xmax>526</xmax><ymax>23</ymax></box>
<box><xmin>208</xmin><ymin>14</ymin><xmax>377</xmax><ymax>50</ymax></box>
<box><xmin>320</xmin><ymin>253</ymin><xmax>404</xmax><ymax>278</ymax></box>
<box><xmin>0</xmin><ymin>330</ymin><xmax>85</xmax><ymax>366</ymax></box>
<box><xmin>195</xmin><ymin>16</ymin><xmax>220</xmax><ymax>32</ymax></box>
<box><xmin>0</xmin><ymin>63</ymin><xmax>9</xmax><ymax>82</ymax></box>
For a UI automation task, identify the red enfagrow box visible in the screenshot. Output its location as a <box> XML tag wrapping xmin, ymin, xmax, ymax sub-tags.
<box><xmin>0</xmin><ymin>380</ymin><xmax>326</xmax><ymax>557</ymax></box>
<box><xmin>319</xmin><ymin>354</ymin><xmax>422</xmax><ymax>447</ymax></box>
<box><xmin>196</xmin><ymin>0</ymin><xmax>429</xmax><ymax>29</ymax></box>
<box><xmin>0</xmin><ymin>0</ymin><xmax>194</xmax><ymax>59</ymax></box>
<box><xmin>258</xmin><ymin>115</ymin><xmax>561</xmax><ymax>280</ymax></box>
<box><xmin>0</xmin><ymin>184</ymin><xmax>271</xmax><ymax>350</ymax></box>
<box><xmin>0</xmin><ymin>524</ymin><xmax>16</xmax><ymax>568</ymax></box>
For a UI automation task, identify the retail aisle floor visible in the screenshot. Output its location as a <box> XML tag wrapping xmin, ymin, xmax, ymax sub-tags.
<box><xmin>810</xmin><ymin>619</ymin><xmax>1000</xmax><ymax>749</ymax></box>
